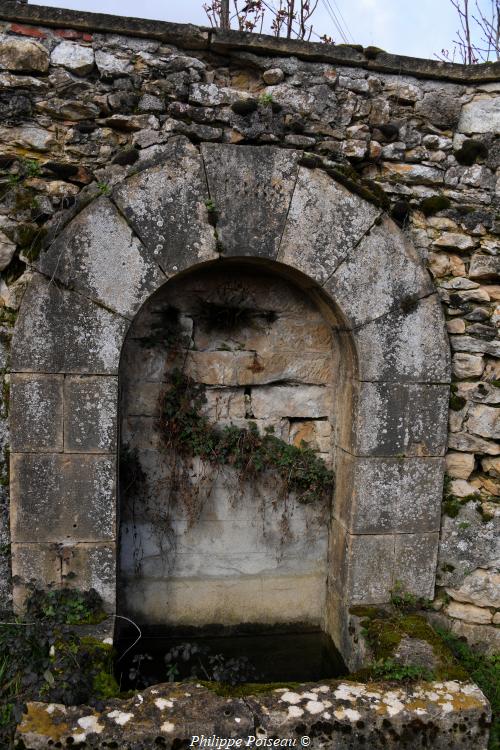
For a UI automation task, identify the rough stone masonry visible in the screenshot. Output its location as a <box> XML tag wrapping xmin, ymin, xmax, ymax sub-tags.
<box><xmin>0</xmin><ymin>0</ymin><xmax>499</xmax><ymax>655</ymax></box>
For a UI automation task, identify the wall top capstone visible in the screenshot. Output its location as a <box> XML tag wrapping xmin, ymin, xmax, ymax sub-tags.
<box><xmin>1</xmin><ymin>0</ymin><xmax>500</xmax><ymax>83</ymax></box>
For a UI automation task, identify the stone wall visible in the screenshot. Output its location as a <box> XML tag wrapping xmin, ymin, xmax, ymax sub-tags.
<box><xmin>0</xmin><ymin>2</ymin><xmax>498</xmax><ymax>647</ymax></box>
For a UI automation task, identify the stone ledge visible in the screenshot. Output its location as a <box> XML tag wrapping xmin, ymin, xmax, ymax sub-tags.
<box><xmin>1</xmin><ymin>1</ymin><xmax>500</xmax><ymax>82</ymax></box>
<box><xmin>15</xmin><ymin>680</ymin><xmax>491</xmax><ymax>749</ymax></box>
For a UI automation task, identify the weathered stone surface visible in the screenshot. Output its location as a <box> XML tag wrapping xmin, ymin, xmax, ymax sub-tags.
<box><xmin>469</xmin><ymin>253</ymin><xmax>500</xmax><ymax>280</ymax></box>
<box><xmin>336</xmin><ymin>453</ymin><xmax>443</xmax><ymax>534</ymax></box>
<box><xmin>185</xmin><ymin>349</ymin><xmax>332</xmax><ymax>386</ymax></box>
<box><xmin>11</xmin><ymin>273</ymin><xmax>129</xmax><ymax>374</ymax></box>
<box><xmin>15</xmin><ymin>680</ymin><xmax>491</xmax><ymax>750</ymax></box>
<box><xmin>0</xmin><ymin>124</ymin><xmax>55</xmax><ymax>152</ymax></box>
<box><xmin>263</xmin><ymin>66</ymin><xmax>284</xmax><ymax>84</ymax></box>
<box><xmin>448</xmin><ymin>431</ymin><xmax>500</xmax><ymax>455</ymax></box>
<box><xmin>114</xmin><ymin>137</ymin><xmax>216</xmax><ymax>275</ymax></box>
<box><xmin>11</xmin><ymin>542</ymin><xmax>115</xmax><ymax>611</ymax></box>
<box><xmin>279</xmin><ymin>167</ymin><xmax>380</xmax><ymax>283</ymax></box>
<box><xmin>446</xmin><ymin>601</ymin><xmax>492</xmax><ymax>624</ymax></box>
<box><xmin>447</xmin><ymin>568</ymin><xmax>500</xmax><ymax>608</ymax></box>
<box><xmin>202</xmin><ymin>143</ymin><xmax>300</xmax><ymax>260</ymax></box>
<box><xmin>433</xmin><ymin>232</ymin><xmax>476</xmax><ymax>251</ymax></box>
<box><xmin>0</xmin><ymin>35</ymin><xmax>48</xmax><ymax>72</ymax></box>
<box><xmin>10</xmin><ymin>374</ymin><xmax>63</xmax><ymax>452</ymax></box>
<box><xmin>466</xmin><ymin>403</ymin><xmax>500</xmax><ymax>439</ymax></box>
<box><xmin>449</xmin><ymin>478</ymin><xmax>479</xmax><ymax>497</ymax></box>
<box><xmin>438</xmin><ymin>502</ymin><xmax>499</xmax><ymax>588</ymax></box>
<box><xmin>95</xmin><ymin>48</ymin><xmax>132</xmax><ymax>76</ymax></box>
<box><xmin>353</xmin><ymin>295</ymin><xmax>450</xmax><ymax>383</ymax></box>
<box><xmin>324</xmin><ymin>215</ymin><xmax>433</xmax><ymax>328</ymax></box>
<box><xmin>37</xmin><ymin>197</ymin><xmax>165</xmax><ymax>318</ymax></box>
<box><xmin>345</xmin><ymin>532</ymin><xmax>395</xmax><ymax>603</ymax></box>
<box><xmin>452</xmin><ymin>352</ymin><xmax>485</xmax><ymax>379</ymax></box>
<box><xmin>251</xmin><ymin>384</ymin><xmax>331</xmax><ymax>419</ymax></box>
<box><xmin>64</xmin><ymin>376</ymin><xmax>117</xmax><ymax>453</ymax></box>
<box><xmin>347</xmin><ymin>382</ymin><xmax>448</xmax><ymax>457</ymax></box>
<box><xmin>50</xmin><ymin>40</ymin><xmax>94</xmax><ymax>75</ymax></box>
<box><xmin>482</xmin><ymin>456</ymin><xmax>500</xmax><ymax>476</ymax></box>
<box><xmin>416</xmin><ymin>91</ymin><xmax>463</xmax><ymax>129</ymax></box>
<box><xmin>445</xmin><ymin>451</ymin><xmax>475</xmax><ymax>480</ymax></box>
<box><xmin>393</xmin><ymin>636</ymin><xmax>437</xmax><ymax>671</ymax></box>
<box><xmin>459</xmin><ymin>95</ymin><xmax>500</xmax><ymax>134</ymax></box>
<box><xmin>36</xmin><ymin>97</ymin><xmax>100</xmax><ymax>121</ymax></box>
<box><xmin>0</xmin><ymin>228</ymin><xmax>16</xmax><ymax>271</ymax></box>
<box><xmin>450</xmin><ymin>335</ymin><xmax>500</xmax><ymax>357</ymax></box>
<box><xmin>393</xmin><ymin>532</ymin><xmax>439</xmax><ymax>599</ymax></box>
<box><xmin>10</xmin><ymin>452</ymin><xmax>115</xmax><ymax>542</ymax></box>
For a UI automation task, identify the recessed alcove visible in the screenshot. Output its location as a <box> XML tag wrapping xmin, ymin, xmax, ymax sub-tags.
<box><xmin>118</xmin><ymin>261</ymin><xmax>351</xmax><ymax>633</ymax></box>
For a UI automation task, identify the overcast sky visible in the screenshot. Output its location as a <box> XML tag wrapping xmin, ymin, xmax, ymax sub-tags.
<box><xmin>36</xmin><ymin>0</ymin><xmax>494</xmax><ymax>61</ymax></box>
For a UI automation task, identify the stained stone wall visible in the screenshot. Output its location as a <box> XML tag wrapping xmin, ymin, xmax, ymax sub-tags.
<box><xmin>0</xmin><ymin>1</ymin><xmax>497</xmax><ymax>653</ymax></box>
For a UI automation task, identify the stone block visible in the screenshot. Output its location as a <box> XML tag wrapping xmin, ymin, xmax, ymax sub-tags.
<box><xmin>452</xmin><ymin>352</ymin><xmax>485</xmax><ymax>378</ymax></box>
<box><xmin>50</xmin><ymin>40</ymin><xmax>95</xmax><ymax>75</ymax></box>
<box><xmin>289</xmin><ymin>419</ymin><xmax>331</xmax><ymax>452</ymax></box>
<box><xmin>123</xmin><ymin>380</ymin><xmax>161</xmax><ymax>417</ymax></box>
<box><xmin>278</xmin><ymin>167</ymin><xmax>380</xmax><ymax>283</ymax></box>
<box><xmin>353</xmin><ymin>295</ymin><xmax>450</xmax><ymax>384</ymax></box>
<box><xmin>446</xmin><ymin>601</ymin><xmax>492</xmax><ymax>624</ymax></box>
<box><xmin>201</xmin><ymin>143</ymin><xmax>299</xmax><ymax>260</ymax></box>
<box><xmin>346</xmin><ymin>533</ymin><xmax>395</xmax><ymax>604</ymax></box>
<box><xmin>10</xmin><ymin>373</ymin><xmax>63</xmax><ymax>452</ymax></box>
<box><xmin>37</xmin><ymin>197</ymin><xmax>165</xmax><ymax>319</ymax></box>
<box><xmin>114</xmin><ymin>136</ymin><xmax>216</xmax><ymax>276</ymax></box>
<box><xmin>447</xmin><ymin>569</ymin><xmax>500</xmax><ymax>609</ymax></box>
<box><xmin>393</xmin><ymin>532</ymin><xmax>439</xmax><ymax>599</ymax></box>
<box><xmin>250</xmin><ymin>384</ymin><xmax>332</xmax><ymax>420</ymax></box>
<box><xmin>448</xmin><ymin>431</ymin><xmax>500</xmax><ymax>454</ymax></box>
<box><xmin>469</xmin><ymin>253</ymin><xmax>500</xmax><ymax>280</ymax></box>
<box><xmin>459</xmin><ymin>95</ymin><xmax>500</xmax><ymax>134</ymax></box>
<box><xmin>64</xmin><ymin>376</ymin><xmax>117</xmax><ymax>453</ymax></box>
<box><xmin>185</xmin><ymin>350</ymin><xmax>332</xmax><ymax>386</ymax></box>
<box><xmin>466</xmin><ymin>403</ymin><xmax>500</xmax><ymax>439</ymax></box>
<box><xmin>0</xmin><ymin>36</ymin><xmax>48</xmax><ymax>73</ymax></box>
<box><xmin>11</xmin><ymin>273</ymin><xmax>129</xmax><ymax>374</ymax></box>
<box><xmin>345</xmin><ymin>381</ymin><xmax>448</xmax><ymax>457</ymax></box>
<box><xmin>12</xmin><ymin>542</ymin><xmax>115</xmax><ymax>612</ymax></box>
<box><xmin>445</xmin><ymin>452</ymin><xmax>475</xmax><ymax>480</ymax></box>
<box><xmin>11</xmin><ymin>453</ymin><xmax>116</xmax><ymax>543</ymax></box>
<box><xmin>335</xmin><ymin>453</ymin><xmax>443</xmax><ymax>534</ymax></box>
<box><xmin>324</xmin><ymin>216</ymin><xmax>433</xmax><ymax>328</ymax></box>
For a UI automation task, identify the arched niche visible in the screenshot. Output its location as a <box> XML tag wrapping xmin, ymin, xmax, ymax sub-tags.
<box><xmin>8</xmin><ymin>138</ymin><xmax>450</xmax><ymax>662</ymax></box>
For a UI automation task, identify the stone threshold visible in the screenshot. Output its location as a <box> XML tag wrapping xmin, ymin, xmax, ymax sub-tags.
<box><xmin>1</xmin><ymin>0</ymin><xmax>500</xmax><ymax>83</ymax></box>
<box><xmin>16</xmin><ymin>679</ymin><xmax>491</xmax><ymax>749</ymax></box>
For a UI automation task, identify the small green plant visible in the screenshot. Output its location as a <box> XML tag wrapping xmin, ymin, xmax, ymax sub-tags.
<box><xmin>205</xmin><ymin>199</ymin><xmax>216</xmax><ymax>213</ymax></box>
<box><xmin>97</xmin><ymin>181</ymin><xmax>111</xmax><ymax>195</ymax></box>
<box><xmin>372</xmin><ymin>658</ymin><xmax>433</xmax><ymax>682</ymax></box>
<box><xmin>20</xmin><ymin>159</ymin><xmax>42</xmax><ymax>179</ymax></box>
<box><xmin>260</xmin><ymin>92</ymin><xmax>274</xmax><ymax>106</ymax></box>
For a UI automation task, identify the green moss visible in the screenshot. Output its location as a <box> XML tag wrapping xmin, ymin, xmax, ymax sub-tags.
<box><xmin>357</xmin><ymin>610</ymin><xmax>468</xmax><ymax>683</ymax></box>
<box><xmin>200</xmin><ymin>680</ymin><xmax>302</xmax><ymax>698</ymax></box>
<box><xmin>420</xmin><ymin>195</ymin><xmax>451</xmax><ymax>217</ymax></box>
<box><xmin>443</xmin><ymin>496</ymin><xmax>462</xmax><ymax>518</ymax></box>
<box><xmin>326</xmin><ymin>165</ymin><xmax>390</xmax><ymax>210</ymax></box>
<box><xmin>454</xmin><ymin>139</ymin><xmax>488</xmax><ymax>166</ymax></box>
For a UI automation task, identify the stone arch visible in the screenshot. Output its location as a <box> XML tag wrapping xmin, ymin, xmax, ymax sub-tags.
<box><xmin>9</xmin><ymin>137</ymin><xmax>450</xmax><ymax>660</ymax></box>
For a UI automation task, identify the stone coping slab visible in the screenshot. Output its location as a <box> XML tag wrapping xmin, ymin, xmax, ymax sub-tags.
<box><xmin>1</xmin><ymin>1</ymin><xmax>500</xmax><ymax>82</ymax></box>
<box><xmin>15</xmin><ymin>679</ymin><xmax>491</xmax><ymax>749</ymax></box>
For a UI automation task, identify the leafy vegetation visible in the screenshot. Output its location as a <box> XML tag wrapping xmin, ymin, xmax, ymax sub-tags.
<box><xmin>435</xmin><ymin>627</ymin><xmax>500</xmax><ymax>750</ymax></box>
<box><xmin>159</xmin><ymin>370</ymin><xmax>334</xmax><ymax>506</ymax></box>
<box><xmin>0</xmin><ymin>587</ymin><xmax>117</xmax><ymax>748</ymax></box>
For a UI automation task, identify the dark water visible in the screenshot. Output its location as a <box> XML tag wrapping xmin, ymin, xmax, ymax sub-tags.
<box><xmin>114</xmin><ymin>623</ymin><xmax>348</xmax><ymax>690</ymax></box>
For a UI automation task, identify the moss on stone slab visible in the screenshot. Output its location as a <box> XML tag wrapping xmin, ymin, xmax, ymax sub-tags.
<box><xmin>351</xmin><ymin>608</ymin><xmax>468</xmax><ymax>683</ymax></box>
<box><xmin>455</xmin><ymin>139</ymin><xmax>488</xmax><ymax>166</ymax></box>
